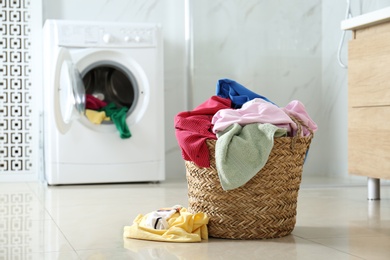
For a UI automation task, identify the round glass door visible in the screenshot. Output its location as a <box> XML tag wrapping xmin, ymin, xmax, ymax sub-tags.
<box><xmin>55</xmin><ymin>48</ymin><xmax>85</xmax><ymax>128</ymax></box>
<box><xmin>72</xmin><ymin>50</ymin><xmax>149</xmax><ymax>133</ymax></box>
<box><xmin>81</xmin><ymin>61</ymin><xmax>139</xmax><ymax>123</ymax></box>
<box><xmin>79</xmin><ymin>62</ymin><xmax>139</xmax><ymax>139</ymax></box>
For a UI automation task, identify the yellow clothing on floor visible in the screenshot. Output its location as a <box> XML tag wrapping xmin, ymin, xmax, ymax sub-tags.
<box><xmin>123</xmin><ymin>207</ymin><xmax>209</xmax><ymax>243</ymax></box>
<box><xmin>85</xmin><ymin>109</ymin><xmax>110</xmax><ymax>124</ymax></box>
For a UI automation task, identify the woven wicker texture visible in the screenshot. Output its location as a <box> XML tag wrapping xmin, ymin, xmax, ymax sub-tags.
<box><xmin>186</xmin><ymin>125</ymin><xmax>313</xmax><ymax>239</ymax></box>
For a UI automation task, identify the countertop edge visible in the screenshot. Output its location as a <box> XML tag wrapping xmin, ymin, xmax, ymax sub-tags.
<box><xmin>341</xmin><ymin>6</ymin><xmax>390</xmax><ymax>30</ymax></box>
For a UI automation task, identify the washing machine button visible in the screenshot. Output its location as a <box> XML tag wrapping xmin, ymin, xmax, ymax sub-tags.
<box><xmin>103</xmin><ymin>33</ymin><xmax>113</xmax><ymax>43</ymax></box>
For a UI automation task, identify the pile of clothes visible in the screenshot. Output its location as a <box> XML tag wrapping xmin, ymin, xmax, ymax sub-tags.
<box><xmin>175</xmin><ymin>79</ymin><xmax>318</xmax><ymax>190</ymax></box>
<box><xmin>123</xmin><ymin>205</ymin><xmax>209</xmax><ymax>243</ymax></box>
<box><xmin>85</xmin><ymin>94</ymin><xmax>131</xmax><ymax>139</ymax></box>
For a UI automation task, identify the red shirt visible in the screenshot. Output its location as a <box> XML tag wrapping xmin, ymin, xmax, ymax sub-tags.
<box><xmin>174</xmin><ymin>96</ymin><xmax>231</xmax><ymax>167</ymax></box>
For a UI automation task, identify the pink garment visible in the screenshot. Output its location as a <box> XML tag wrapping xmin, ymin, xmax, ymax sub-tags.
<box><xmin>282</xmin><ymin>100</ymin><xmax>318</xmax><ymax>137</ymax></box>
<box><xmin>212</xmin><ymin>99</ymin><xmax>317</xmax><ymax>137</ymax></box>
<box><xmin>212</xmin><ymin>98</ymin><xmax>296</xmax><ymax>135</ymax></box>
<box><xmin>175</xmin><ymin>96</ymin><xmax>232</xmax><ymax>167</ymax></box>
<box><xmin>86</xmin><ymin>94</ymin><xmax>107</xmax><ymax>110</ymax></box>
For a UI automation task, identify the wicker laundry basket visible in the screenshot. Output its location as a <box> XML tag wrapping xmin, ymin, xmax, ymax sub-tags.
<box><xmin>185</xmin><ymin>117</ymin><xmax>313</xmax><ymax>239</ymax></box>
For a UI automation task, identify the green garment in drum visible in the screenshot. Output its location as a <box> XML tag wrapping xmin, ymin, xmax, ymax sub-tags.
<box><xmin>100</xmin><ymin>102</ymin><xmax>131</xmax><ymax>139</ymax></box>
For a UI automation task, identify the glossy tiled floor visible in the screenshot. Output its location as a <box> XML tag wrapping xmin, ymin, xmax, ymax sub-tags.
<box><xmin>1</xmin><ymin>176</ymin><xmax>390</xmax><ymax>260</ymax></box>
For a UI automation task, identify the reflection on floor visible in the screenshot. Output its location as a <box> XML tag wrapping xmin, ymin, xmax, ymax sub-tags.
<box><xmin>0</xmin><ymin>176</ymin><xmax>389</xmax><ymax>259</ymax></box>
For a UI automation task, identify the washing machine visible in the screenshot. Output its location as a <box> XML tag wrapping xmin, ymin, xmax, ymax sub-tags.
<box><xmin>42</xmin><ymin>20</ymin><xmax>165</xmax><ymax>185</ymax></box>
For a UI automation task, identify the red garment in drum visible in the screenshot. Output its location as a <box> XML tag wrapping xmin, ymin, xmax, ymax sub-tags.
<box><xmin>86</xmin><ymin>94</ymin><xmax>107</xmax><ymax>110</ymax></box>
<box><xmin>174</xmin><ymin>96</ymin><xmax>231</xmax><ymax>167</ymax></box>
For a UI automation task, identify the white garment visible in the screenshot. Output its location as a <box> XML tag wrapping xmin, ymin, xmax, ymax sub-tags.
<box><xmin>143</xmin><ymin>205</ymin><xmax>182</xmax><ymax>230</ymax></box>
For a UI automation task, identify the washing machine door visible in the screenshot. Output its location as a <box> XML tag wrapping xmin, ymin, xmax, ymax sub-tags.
<box><xmin>54</xmin><ymin>47</ymin><xmax>85</xmax><ymax>133</ymax></box>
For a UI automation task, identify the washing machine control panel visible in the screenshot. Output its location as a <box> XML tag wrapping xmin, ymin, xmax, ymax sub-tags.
<box><xmin>57</xmin><ymin>22</ymin><xmax>159</xmax><ymax>48</ymax></box>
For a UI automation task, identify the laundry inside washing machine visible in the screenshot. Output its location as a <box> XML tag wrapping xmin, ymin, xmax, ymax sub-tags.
<box><xmin>82</xmin><ymin>64</ymin><xmax>136</xmax><ymax>139</ymax></box>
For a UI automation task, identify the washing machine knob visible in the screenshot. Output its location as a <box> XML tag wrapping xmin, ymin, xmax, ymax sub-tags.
<box><xmin>134</xmin><ymin>36</ymin><xmax>141</xmax><ymax>42</ymax></box>
<box><xmin>124</xmin><ymin>36</ymin><xmax>131</xmax><ymax>42</ymax></box>
<box><xmin>103</xmin><ymin>33</ymin><xmax>112</xmax><ymax>43</ymax></box>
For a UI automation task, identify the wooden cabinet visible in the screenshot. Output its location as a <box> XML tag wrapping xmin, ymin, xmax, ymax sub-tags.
<box><xmin>348</xmin><ymin>21</ymin><xmax>390</xmax><ymax>180</ymax></box>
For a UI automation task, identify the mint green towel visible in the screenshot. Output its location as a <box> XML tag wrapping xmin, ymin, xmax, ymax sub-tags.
<box><xmin>215</xmin><ymin>123</ymin><xmax>287</xmax><ymax>190</ymax></box>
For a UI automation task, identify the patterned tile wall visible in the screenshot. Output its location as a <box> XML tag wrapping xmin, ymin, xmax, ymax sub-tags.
<box><xmin>0</xmin><ymin>0</ymin><xmax>39</xmax><ymax>179</ymax></box>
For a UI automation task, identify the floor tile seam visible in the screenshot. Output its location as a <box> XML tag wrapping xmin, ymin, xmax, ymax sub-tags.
<box><xmin>5</xmin><ymin>230</ymin><xmax>79</xmax><ymax>255</ymax></box>
<box><xmin>17</xmin><ymin>247</ymin><xmax>79</xmax><ymax>255</ymax></box>
<box><xmin>38</xmin><ymin>200</ymin><xmax>57</xmax><ymax>221</ymax></box>
<box><xmin>17</xmin><ymin>251</ymin><xmax>81</xmax><ymax>259</ymax></box>
<box><xmin>0</xmin><ymin>185</ymin><xmax>54</xmax><ymax>221</ymax></box>
<box><xmin>25</xmin><ymin>181</ymin><xmax>56</xmax><ymax>213</ymax></box>
<box><xmin>292</xmin><ymin>233</ymin><xmax>390</xmax><ymax>240</ymax></box>
<box><xmin>300</xmin><ymin>183</ymin><xmax>390</xmax><ymax>188</ymax></box>
<box><xmin>0</xmin><ymin>184</ymin><xmax>41</xmax><ymax>200</ymax></box>
<box><xmin>297</xmin><ymin>232</ymin><xmax>390</xmax><ymax>241</ymax></box>
<box><xmin>35</xmin><ymin>192</ymin><xmax>78</xmax><ymax>250</ymax></box>
<box><xmin>50</xmin><ymin>217</ymin><xmax>79</xmax><ymax>255</ymax></box>
<box><xmin>293</xmin><ymin>235</ymin><xmax>366</xmax><ymax>259</ymax></box>
<box><xmin>300</xmin><ymin>185</ymin><xmax>366</xmax><ymax>190</ymax></box>
<box><xmin>17</xmin><ymin>218</ymin><xmax>79</xmax><ymax>255</ymax></box>
<box><xmin>0</xmin><ymin>182</ymin><xmax>32</xmax><ymax>193</ymax></box>
<box><xmin>43</xmin><ymin>204</ymin><xmax>137</xmax><ymax>220</ymax></box>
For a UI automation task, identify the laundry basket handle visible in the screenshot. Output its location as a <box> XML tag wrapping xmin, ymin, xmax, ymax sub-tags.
<box><xmin>288</xmin><ymin>114</ymin><xmax>314</xmax><ymax>151</ymax></box>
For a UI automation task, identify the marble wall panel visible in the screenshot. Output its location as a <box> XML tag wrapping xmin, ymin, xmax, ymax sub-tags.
<box><xmin>192</xmin><ymin>0</ymin><xmax>323</xmax><ymax>176</ymax></box>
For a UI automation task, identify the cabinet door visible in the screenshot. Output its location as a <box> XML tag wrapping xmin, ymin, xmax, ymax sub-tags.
<box><xmin>348</xmin><ymin>106</ymin><xmax>390</xmax><ymax>178</ymax></box>
<box><xmin>348</xmin><ymin>31</ymin><xmax>390</xmax><ymax>108</ymax></box>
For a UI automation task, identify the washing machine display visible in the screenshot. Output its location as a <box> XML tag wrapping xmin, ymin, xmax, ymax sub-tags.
<box><xmin>42</xmin><ymin>20</ymin><xmax>165</xmax><ymax>185</ymax></box>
